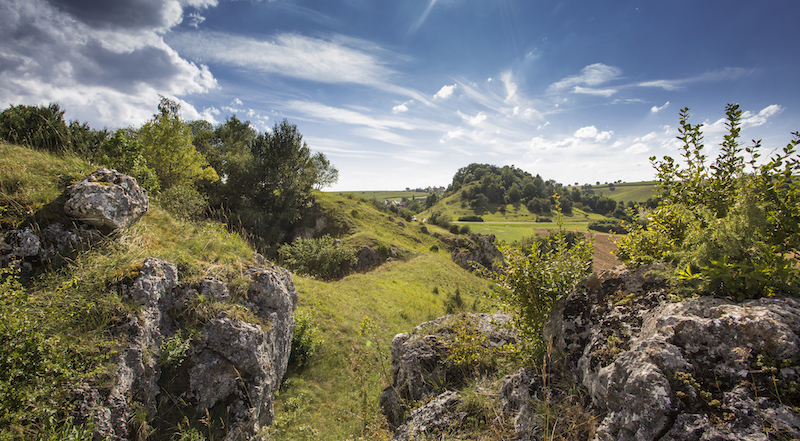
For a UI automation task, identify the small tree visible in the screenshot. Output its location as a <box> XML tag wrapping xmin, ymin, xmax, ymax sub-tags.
<box><xmin>137</xmin><ymin>97</ymin><xmax>219</xmax><ymax>190</ymax></box>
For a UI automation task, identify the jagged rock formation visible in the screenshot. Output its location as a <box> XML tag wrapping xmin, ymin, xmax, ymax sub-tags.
<box><xmin>64</xmin><ymin>167</ymin><xmax>148</xmax><ymax>230</ymax></box>
<box><xmin>432</xmin><ymin>232</ymin><xmax>503</xmax><ymax>271</ymax></box>
<box><xmin>75</xmin><ymin>257</ymin><xmax>297</xmax><ymax>441</ymax></box>
<box><xmin>0</xmin><ymin>223</ymin><xmax>98</xmax><ymax>271</ymax></box>
<box><xmin>379</xmin><ymin>312</ymin><xmax>515</xmax><ymax>437</ymax></box>
<box><xmin>384</xmin><ymin>266</ymin><xmax>800</xmax><ymax>441</ymax></box>
<box><xmin>507</xmin><ymin>265</ymin><xmax>800</xmax><ymax>441</ymax></box>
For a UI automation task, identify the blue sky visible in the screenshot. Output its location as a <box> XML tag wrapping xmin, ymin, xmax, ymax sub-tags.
<box><xmin>1</xmin><ymin>0</ymin><xmax>798</xmax><ymax>190</ymax></box>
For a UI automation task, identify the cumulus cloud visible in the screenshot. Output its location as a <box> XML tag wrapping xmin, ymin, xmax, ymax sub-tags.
<box><xmin>574</xmin><ymin>125</ymin><xmax>613</xmax><ymax>142</ymax></box>
<box><xmin>434</xmin><ymin>84</ymin><xmax>456</xmax><ymax>100</ymax></box>
<box><xmin>393</xmin><ymin>100</ymin><xmax>413</xmax><ymax>113</ymax></box>
<box><xmin>651</xmin><ymin>101</ymin><xmax>670</xmax><ymax>113</ymax></box>
<box><xmin>0</xmin><ymin>0</ymin><xmax>218</xmax><ymax>128</ymax></box>
<box><xmin>548</xmin><ymin>63</ymin><xmax>622</xmax><ymax>93</ymax></box>
<box><xmin>574</xmin><ymin>126</ymin><xmax>599</xmax><ymax>139</ymax></box>
<box><xmin>742</xmin><ymin>104</ymin><xmax>783</xmax><ymax>128</ymax></box>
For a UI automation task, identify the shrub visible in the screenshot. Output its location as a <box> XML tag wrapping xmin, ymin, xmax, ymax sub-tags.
<box><xmin>588</xmin><ymin>219</ymin><xmax>627</xmax><ymax>234</ymax></box>
<box><xmin>480</xmin><ymin>195</ymin><xmax>593</xmax><ymax>358</ymax></box>
<box><xmin>459</xmin><ymin>225</ymin><xmax>471</xmax><ymax>235</ymax></box>
<box><xmin>158</xmin><ymin>183</ymin><xmax>208</xmax><ymax>219</ymax></box>
<box><xmin>615</xmin><ymin>104</ymin><xmax>800</xmax><ymax>299</ymax></box>
<box><xmin>279</xmin><ymin>235</ymin><xmax>356</xmax><ymax>280</ymax></box>
<box><xmin>289</xmin><ymin>310</ymin><xmax>323</xmax><ymax>369</ymax></box>
<box><xmin>457</xmin><ymin>216</ymin><xmax>484</xmax><ymax>222</ymax></box>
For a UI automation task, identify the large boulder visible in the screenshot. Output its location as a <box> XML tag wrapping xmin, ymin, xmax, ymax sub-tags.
<box><xmin>539</xmin><ymin>265</ymin><xmax>800</xmax><ymax>441</ymax></box>
<box><xmin>64</xmin><ymin>167</ymin><xmax>148</xmax><ymax>230</ymax></box>
<box><xmin>76</xmin><ymin>258</ymin><xmax>297</xmax><ymax>441</ymax></box>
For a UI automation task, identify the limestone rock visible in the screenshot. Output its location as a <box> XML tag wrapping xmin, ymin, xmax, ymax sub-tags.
<box><xmin>545</xmin><ymin>265</ymin><xmax>800</xmax><ymax>441</ymax></box>
<box><xmin>64</xmin><ymin>167</ymin><xmax>148</xmax><ymax>230</ymax></box>
<box><xmin>77</xmin><ymin>257</ymin><xmax>297</xmax><ymax>441</ymax></box>
<box><xmin>380</xmin><ymin>313</ymin><xmax>515</xmax><ymax>432</ymax></box>
<box><xmin>391</xmin><ymin>391</ymin><xmax>464</xmax><ymax>441</ymax></box>
<box><xmin>448</xmin><ymin>233</ymin><xmax>503</xmax><ymax>271</ymax></box>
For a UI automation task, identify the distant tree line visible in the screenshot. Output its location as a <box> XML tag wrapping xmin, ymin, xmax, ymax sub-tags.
<box><xmin>0</xmin><ymin>99</ymin><xmax>338</xmax><ymax>252</ymax></box>
<box><xmin>447</xmin><ymin>163</ymin><xmax>636</xmax><ymax>218</ymax></box>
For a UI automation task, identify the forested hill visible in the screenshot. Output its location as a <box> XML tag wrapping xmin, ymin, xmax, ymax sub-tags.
<box><xmin>447</xmin><ymin>163</ymin><xmax>640</xmax><ymax>217</ymax></box>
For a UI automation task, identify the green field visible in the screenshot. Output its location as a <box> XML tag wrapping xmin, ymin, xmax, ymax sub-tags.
<box><xmin>334</xmin><ymin>190</ymin><xmax>432</xmax><ymax>201</ymax></box>
<box><xmin>565</xmin><ymin>181</ymin><xmax>658</xmax><ymax>203</ymax></box>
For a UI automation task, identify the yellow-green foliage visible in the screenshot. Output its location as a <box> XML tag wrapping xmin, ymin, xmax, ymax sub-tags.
<box><xmin>616</xmin><ymin>104</ymin><xmax>800</xmax><ymax>299</ymax></box>
<box><xmin>0</xmin><ymin>141</ymin><xmax>92</xmax><ymax>227</ymax></box>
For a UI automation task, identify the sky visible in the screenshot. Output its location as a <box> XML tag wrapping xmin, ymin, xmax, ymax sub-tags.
<box><xmin>1</xmin><ymin>0</ymin><xmax>799</xmax><ymax>191</ymax></box>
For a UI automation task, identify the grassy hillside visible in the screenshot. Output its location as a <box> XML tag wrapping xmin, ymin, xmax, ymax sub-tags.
<box><xmin>0</xmin><ymin>143</ymin><xmax>625</xmax><ymax>439</ymax></box>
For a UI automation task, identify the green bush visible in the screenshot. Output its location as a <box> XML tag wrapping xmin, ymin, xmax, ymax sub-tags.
<box><xmin>457</xmin><ymin>216</ymin><xmax>484</xmax><ymax>222</ymax></box>
<box><xmin>289</xmin><ymin>310</ymin><xmax>324</xmax><ymax>369</ymax></box>
<box><xmin>481</xmin><ymin>195</ymin><xmax>593</xmax><ymax>358</ymax></box>
<box><xmin>158</xmin><ymin>183</ymin><xmax>208</xmax><ymax>219</ymax></box>
<box><xmin>588</xmin><ymin>219</ymin><xmax>627</xmax><ymax>234</ymax></box>
<box><xmin>615</xmin><ymin>104</ymin><xmax>800</xmax><ymax>299</ymax></box>
<box><xmin>279</xmin><ymin>235</ymin><xmax>357</xmax><ymax>280</ymax></box>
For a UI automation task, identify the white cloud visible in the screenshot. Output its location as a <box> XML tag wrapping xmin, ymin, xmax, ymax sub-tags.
<box><xmin>232</xmin><ymin>98</ymin><xmax>243</xmax><ymax>106</ymax></box>
<box><xmin>548</xmin><ymin>63</ymin><xmax>622</xmax><ymax>93</ymax></box>
<box><xmin>742</xmin><ymin>104</ymin><xmax>783</xmax><ymax>128</ymax></box>
<box><xmin>434</xmin><ymin>84</ymin><xmax>456</xmax><ymax>100</ymax></box>
<box><xmin>169</xmin><ymin>31</ymin><xmax>424</xmax><ymax>99</ymax></box>
<box><xmin>500</xmin><ymin>71</ymin><xmax>518</xmax><ymax>103</ymax></box>
<box><xmin>638</xmin><ymin>67</ymin><xmax>755</xmax><ymax>91</ymax></box>
<box><xmin>625</xmin><ymin>143</ymin><xmax>650</xmax><ymax>154</ymax></box>
<box><xmin>706</xmin><ymin>104</ymin><xmax>784</xmax><ymax>133</ymax></box>
<box><xmin>595</xmin><ymin>130</ymin><xmax>613</xmax><ymax>142</ymax></box>
<box><xmin>574</xmin><ymin>126</ymin><xmax>599</xmax><ymax>139</ymax></box>
<box><xmin>651</xmin><ymin>101</ymin><xmax>670</xmax><ymax>113</ymax></box>
<box><xmin>458</xmin><ymin>111</ymin><xmax>487</xmax><ymax>125</ymax></box>
<box><xmin>0</xmin><ymin>0</ymin><xmax>218</xmax><ymax>128</ymax></box>
<box><xmin>572</xmin><ymin>86</ymin><xmax>617</xmax><ymax>97</ymax></box>
<box><xmin>392</xmin><ymin>100</ymin><xmax>414</xmax><ymax>113</ymax></box>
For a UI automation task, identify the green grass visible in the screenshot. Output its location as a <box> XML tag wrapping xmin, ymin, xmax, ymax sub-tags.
<box><xmin>466</xmin><ymin>222</ymin><xmax>590</xmax><ymax>244</ymax></box>
<box><xmin>567</xmin><ymin>181</ymin><xmax>658</xmax><ymax>203</ymax></box>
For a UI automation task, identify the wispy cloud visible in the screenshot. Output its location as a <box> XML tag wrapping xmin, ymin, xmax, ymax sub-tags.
<box><xmin>651</xmin><ymin>101</ymin><xmax>670</xmax><ymax>113</ymax></box>
<box><xmin>169</xmin><ymin>31</ymin><xmax>424</xmax><ymax>99</ymax></box>
<box><xmin>408</xmin><ymin>0</ymin><xmax>438</xmax><ymax>36</ymax></box>
<box><xmin>548</xmin><ymin>63</ymin><xmax>622</xmax><ymax>93</ymax></box>
<box><xmin>638</xmin><ymin>67</ymin><xmax>756</xmax><ymax>91</ymax></box>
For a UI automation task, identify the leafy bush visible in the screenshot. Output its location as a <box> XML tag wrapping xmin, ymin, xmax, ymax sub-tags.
<box><xmin>427</xmin><ymin>210</ymin><xmax>452</xmax><ymax>228</ymax></box>
<box><xmin>279</xmin><ymin>235</ymin><xmax>356</xmax><ymax>280</ymax></box>
<box><xmin>289</xmin><ymin>310</ymin><xmax>324</xmax><ymax>369</ymax></box>
<box><xmin>458</xmin><ymin>216</ymin><xmax>484</xmax><ymax>222</ymax></box>
<box><xmin>158</xmin><ymin>183</ymin><xmax>209</xmax><ymax>220</ymax></box>
<box><xmin>0</xmin><ymin>103</ymin><xmax>71</xmax><ymax>153</ymax></box>
<box><xmin>615</xmin><ymin>104</ymin><xmax>800</xmax><ymax>299</ymax></box>
<box><xmin>481</xmin><ymin>196</ymin><xmax>594</xmax><ymax>358</ymax></box>
<box><xmin>588</xmin><ymin>219</ymin><xmax>627</xmax><ymax>234</ymax></box>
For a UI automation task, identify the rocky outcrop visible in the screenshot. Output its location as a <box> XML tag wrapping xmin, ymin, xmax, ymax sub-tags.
<box><xmin>539</xmin><ymin>265</ymin><xmax>800</xmax><ymax>441</ymax></box>
<box><xmin>0</xmin><ymin>223</ymin><xmax>98</xmax><ymax>272</ymax></box>
<box><xmin>387</xmin><ymin>265</ymin><xmax>800</xmax><ymax>441</ymax></box>
<box><xmin>64</xmin><ymin>167</ymin><xmax>148</xmax><ymax>230</ymax></box>
<box><xmin>76</xmin><ymin>257</ymin><xmax>297</xmax><ymax>441</ymax></box>
<box><xmin>433</xmin><ymin>232</ymin><xmax>503</xmax><ymax>271</ymax></box>
<box><xmin>379</xmin><ymin>313</ymin><xmax>515</xmax><ymax>436</ymax></box>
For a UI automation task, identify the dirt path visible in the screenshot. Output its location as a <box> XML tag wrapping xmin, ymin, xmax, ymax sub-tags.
<box><xmin>530</xmin><ymin>229</ymin><xmax>622</xmax><ymax>271</ymax></box>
